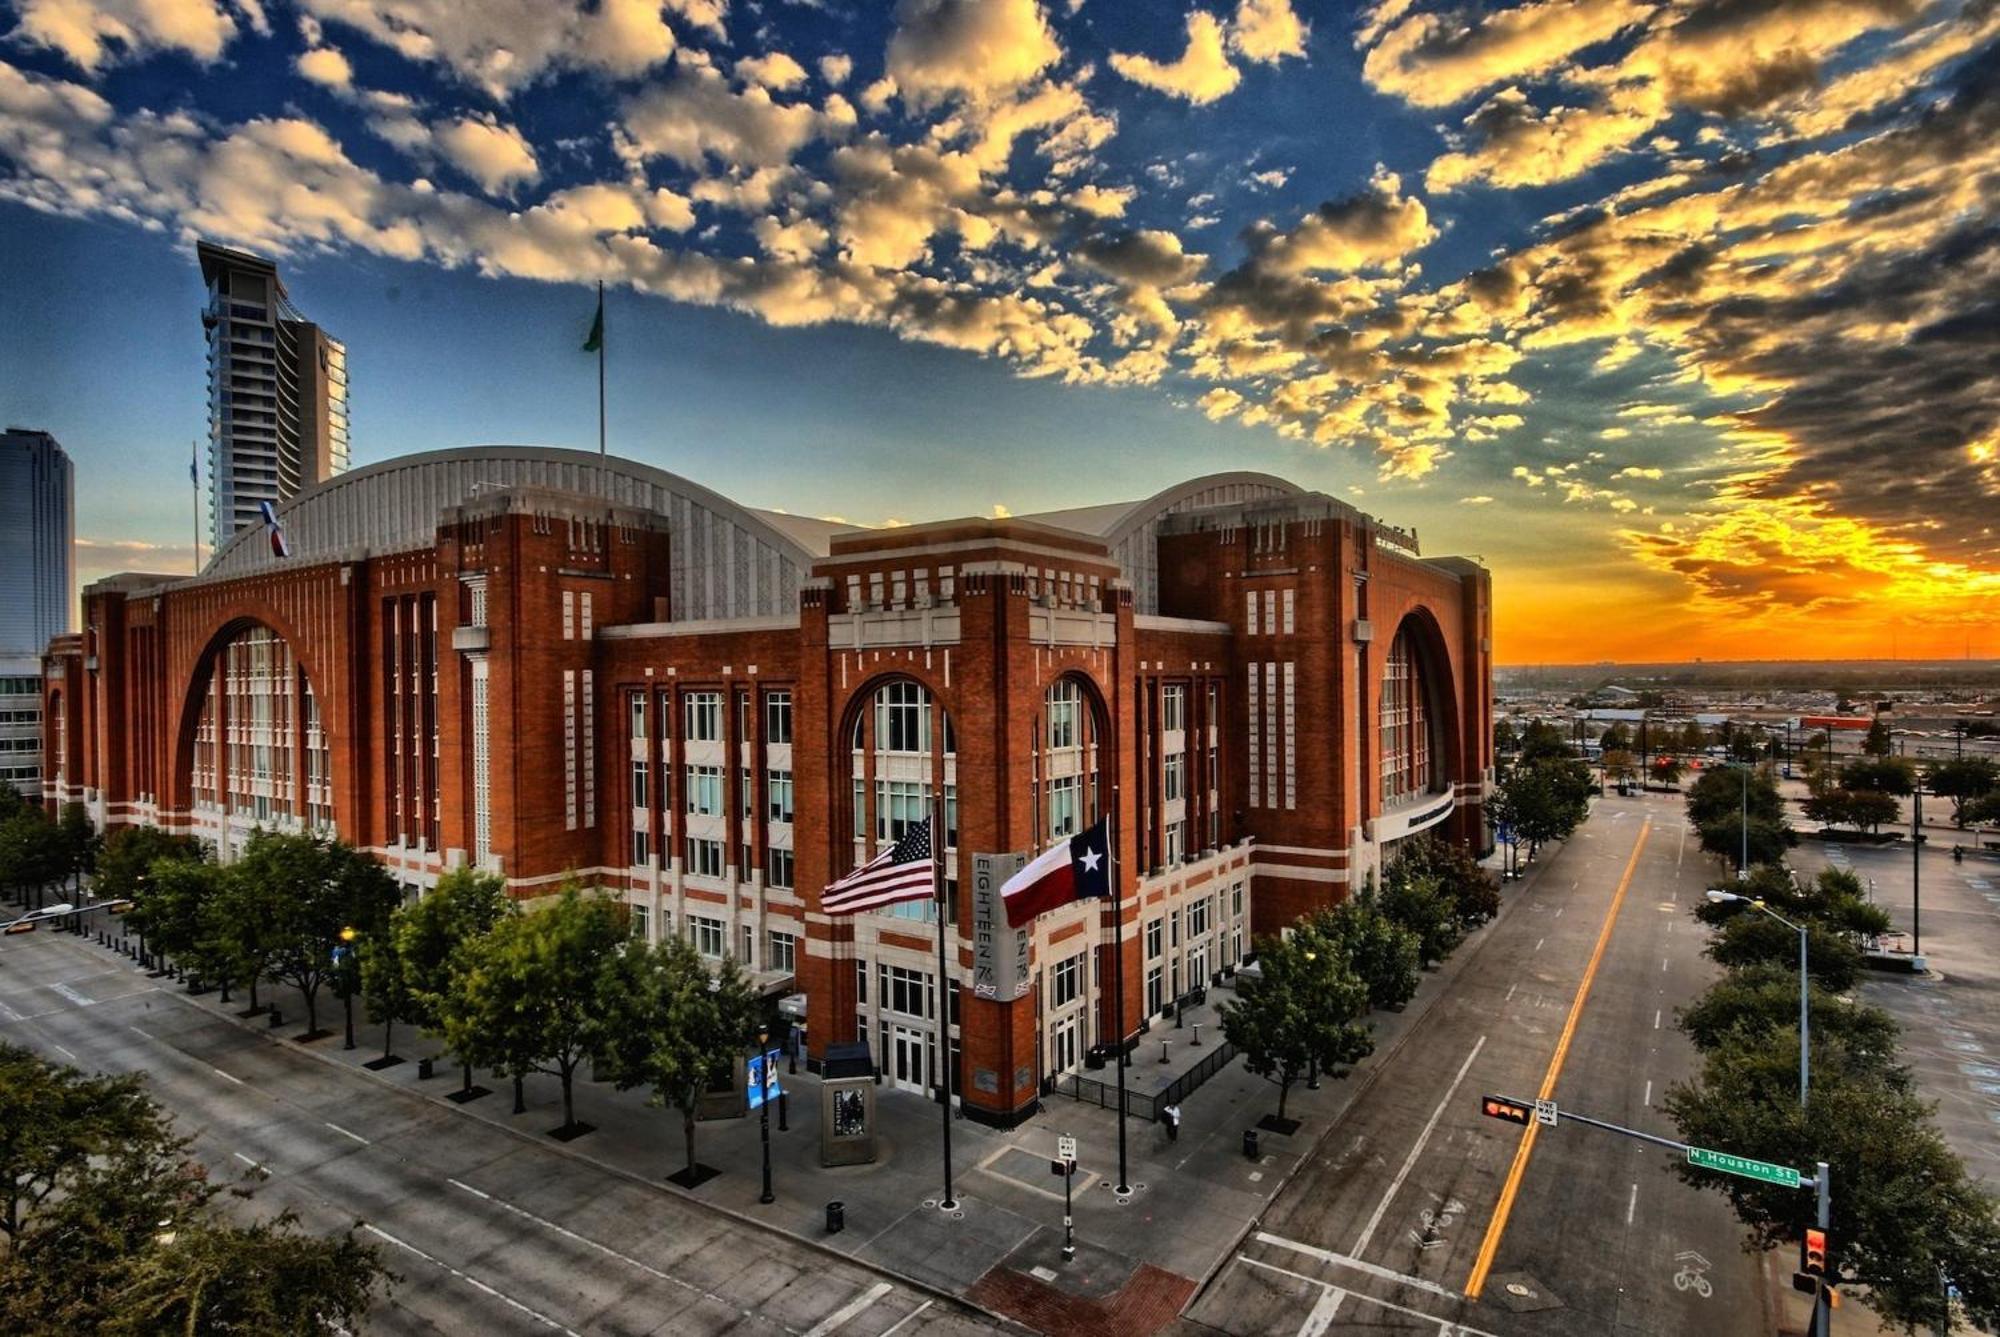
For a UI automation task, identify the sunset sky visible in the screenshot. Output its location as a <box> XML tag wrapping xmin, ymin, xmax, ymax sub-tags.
<box><xmin>1</xmin><ymin>0</ymin><xmax>1995</xmax><ymax>664</ymax></box>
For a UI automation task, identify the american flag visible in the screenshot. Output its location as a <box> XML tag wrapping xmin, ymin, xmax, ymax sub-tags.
<box><xmin>822</xmin><ymin>816</ymin><xmax>936</xmax><ymax>916</ymax></box>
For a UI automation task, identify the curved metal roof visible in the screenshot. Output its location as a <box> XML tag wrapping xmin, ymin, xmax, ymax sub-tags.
<box><xmin>203</xmin><ymin>446</ymin><xmax>831</xmax><ymax>621</ymax></box>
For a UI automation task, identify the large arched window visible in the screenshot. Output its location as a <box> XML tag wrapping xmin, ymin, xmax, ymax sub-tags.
<box><xmin>191</xmin><ymin>625</ymin><xmax>333</xmax><ymax>831</ymax></box>
<box><xmin>1381</xmin><ymin>623</ymin><xmax>1443</xmax><ymax>806</ymax></box>
<box><xmin>848</xmin><ymin>678</ymin><xmax>956</xmax><ymax>922</ymax></box>
<box><xmin>1033</xmin><ymin>676</ymin><xmax>1104</xmax><ymax>844</ymax></box>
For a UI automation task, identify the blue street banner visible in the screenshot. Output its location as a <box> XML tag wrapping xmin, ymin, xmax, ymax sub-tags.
<box><xmin>1496</xmin><ymin>822</ymin><xmax>1515</xmax><ymax>846</ymax></box>
<box><xmin>746</xmin><ymin>1050</ymin><xmax>784</xmax><ymax>1109</ymax></box>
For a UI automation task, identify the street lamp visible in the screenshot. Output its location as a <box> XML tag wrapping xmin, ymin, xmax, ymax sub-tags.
<box><xmin>1706</xmin><ymin>891</ymin><xmax>1808</xmax><ymax>1109</ymax></box>
<box><xmin>756</xmin><ymin>1026</ymin><xmax>774</xmax><ymax>1205</ymax></box>
<box><xmin>1736</xmin><ymin>763</ymin><xmax>1750</xmax><ymax>880</ymax></box>
<box><xmin>337</xmin><ymin>926</ymin><xmax>358</xmax><ymax>1050</ymax></box>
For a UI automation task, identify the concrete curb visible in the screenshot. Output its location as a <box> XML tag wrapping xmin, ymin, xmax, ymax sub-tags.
<box><xmin>62</xmin><ymin>924</ymin><xmax>1036</xmax><ymax>1336</ymax></box>
<box><xmin>1185</xmin><ymin>831</ymin><xmax>1583</xmax><ymax>1308</ymax></box>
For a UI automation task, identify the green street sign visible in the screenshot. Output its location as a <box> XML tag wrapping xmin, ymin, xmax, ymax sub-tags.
<box><xmin>1685</xmin><ymin>1146</ymin><xmax>1802</xmax><ymax>1188</ymax></box>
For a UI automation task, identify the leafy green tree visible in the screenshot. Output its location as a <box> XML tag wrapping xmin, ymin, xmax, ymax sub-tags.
<box><xmin>1601</xmin><ymin>748</ymin><xmax>1638</xmax><ymax>785</ymax></box>
<box><xmin>1312</xmin><ymin>895</ymin><xmax>1420</xmax><ymax>1011</ymax></box>
<box><xmin>1926</xmin><ymin>757</ymin><xmax>1999</xmax><ymax>826</ymax></box>
<box><xmin>359</xmin><ymin>922</ymin><xmax>414</xmax><ymax>1063</ymax></box>
<box><xmin>234</xmin><ymin>832</ymin><xmax>400</xmax><ymax>1036</ymax></box>
<box><xmin>395</xmin><ymin>868</ymin><xmax>513</xmax><ymax>1095</ymax></box>
<box><xmin>54</xmin><ymin>804</ymin><xmax>96</xmax><ymax>894</ymax></box>
<box><xmin>449</xmin><ymin>887</ymin><xmax>623</xmax><ymax>1131</ymax></box>
<box><xmin>1687</xmin><ymin>765</ymin><xmax>1784</xmax><ymax>832</ymax></box>
<box><xmin>0</xmin><ymin>1043</ymin><xmax>386</xmax><ymax>1332</ymax></box>
<box><xmin>1676</xmin><ymin>963</ymin><xmax>1898</xmax><ymax>1062</ymax></box>
<box><xmin>1705</xmin><ymin>913</ymin><xmax>1864</xmax><ymax>992</ymax></box>
<box><xmin>1380</xmin><ymin>870</ymin><xmax>1462</xmax><ymax>966</ymax></box>
<box><xmin>1387</xmin><ymin>835</ymin><xmax>1499</xmax><ymax>931</ymax></box>
<box><xmin>1492</xmin><ymin>718</ymin><xmax>1517</xmax><ymax>755</ymax></box>
<box><xmin>1678</xmin><ymin>721</ymin><xmax>1709</xmax><ymax>753</ymax></box>
<box><xmin>134</xmin><ymin>856</ymin><xmax>222</xmax><ymax>978</ymax></box>
<box><xmin>1839</xmin><ymin>755</ymin><xmax>1916</xmax><ymax>796</ymax></box>
<box><xmin>0</xmin><ymin>807</ymin><xmax>62</xmax><ymax>909</ymax></box>
<box><xmin>1516</xmin><ymin>720</ymin><xmax>1575</xmax><ymax>763</ymax></box>
<box><xmin>211</xmin><ymin>854</ymin><xmax>292</xmax><ymax>1013</ymax></box>
<box><xmin>1966</xmin><ymin>790</ymin><xmax>2000</xmax><ymax>828</ymax></box>
<box><xmin>1803</xmin><ymin>785</ymin><xmax>1898</xmax><ymax>835</ymax></box>
<box><xmin>93</xmin><ymin>826</ymin><xmax>204</xmax><ymax>945</ymax></box>
<box><xmin>1694</xmin><ymin>866</ymin><xmax>1889</xmax><ymax>943</ymax></box>
<box><xmin>1650</xmin><ymin>755</ymin><xmax>1685</xmax><ymax>787</ymax></box>
<box><xmin>1664</xmin><ymin>1031</ymin><xmax>2000</xmax><ymax>1332</ymax></box>
<box><xmin>1599</xmin><ymin>722</ymin><xmax>1633</xmax><ymax>751</ymax></box>
<box><xmin>1862</xmin><ymin>714</ymin><xmax>1894</xmax><ymax>757</ymax></box>
<box><xmin>595</xmin><ymin>935</ymin><xmax>758</xmax><ymax>1180</ymax></box>
<box><xmin>1489</xmin><ymin>756</ymin><xmax>1593</xmax><ymax>858</ymax></box>
<box><xmin>1222</xmin><ymin>922</ymin><xmax>1374</xmax><ymax>1120</ymax></box>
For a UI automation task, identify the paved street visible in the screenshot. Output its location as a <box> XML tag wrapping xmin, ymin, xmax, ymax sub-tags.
<box><xmin>0</xmin><ymin>925</ymin><xmax>1004</xmax><ymax>1337</ymax></box>
<box><xmin>1185</xmin><ymin>790</ymin><xmax>1781</xmax><ymax>1336</ymax></box>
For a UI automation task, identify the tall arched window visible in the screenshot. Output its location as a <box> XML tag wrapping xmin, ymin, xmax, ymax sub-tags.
<box><xmin>1381</xmin><ymin>624</ymin><xmax>1440</xmax><ymax>806</ymax></box>
<box><xmin>191</xmin><ymin>625</ymin><xmax>333</xmax><ymax>831</ymax></box>
<box><xmin>1034</xmin><ymin>676</ymin><xmax>1103</xmax><ymax>843</ymax></box>
<box><xmin>849</xmin><ymin>678</ymin><xmax>956</xmax><ymax>922</ymax></box>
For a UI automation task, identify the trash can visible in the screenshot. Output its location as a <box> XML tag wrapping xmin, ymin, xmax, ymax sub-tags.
<box><xmin>1243</xmin><ymin>1129</ymin><xmax>1260</xmax><ymax>1161</ymax></box>
<box><xmin>826</xmin><ymin>1201</ymin><xmax>846</xmax><ymax>1235</ymax></box>
<box><xmin>417</xmin><ymin>1057</ymin><xmax>435</xmax><ymax>1080</ymax></box>
<box><xmin>267</xmin><ymin>1007</ymin><xmax>283</xmax><ymax>1029</ymax></box>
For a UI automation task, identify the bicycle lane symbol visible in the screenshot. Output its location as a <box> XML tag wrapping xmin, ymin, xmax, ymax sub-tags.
<box><xmin>1673</xmin><ymin>1250</ymin><xmax>1713</xmax><ymax>1299</ymax></box>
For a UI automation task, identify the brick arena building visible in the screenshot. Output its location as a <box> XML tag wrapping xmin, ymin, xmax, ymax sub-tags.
<box><xmin>43</xmin><ymin>446</ymin><xmax>1492</xmax><ymax>1126</ymax></box>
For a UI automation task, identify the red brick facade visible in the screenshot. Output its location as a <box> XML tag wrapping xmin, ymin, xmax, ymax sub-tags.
<box><xmin>44</xmin><ymin>448</ymin><xmax>1490</xmax><ymax>1127</ymax></box>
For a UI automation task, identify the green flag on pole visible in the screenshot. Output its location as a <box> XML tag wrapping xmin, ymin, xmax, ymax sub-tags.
<box><xmin>582</xmin><ymin>290</ymin><xmax>604</xmax><ymax>352</ymax></box>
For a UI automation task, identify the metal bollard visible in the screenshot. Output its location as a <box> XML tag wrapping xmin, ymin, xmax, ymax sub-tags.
<box><xmin>825</xmin><ymin>1201</ymin><xmax>845</xmax><ymax>1235</ymax></box>
<box><xmin>1243</xmin><ymin>1129</ymin><xmax>1260</xmax><ymax>1160</ymax></box>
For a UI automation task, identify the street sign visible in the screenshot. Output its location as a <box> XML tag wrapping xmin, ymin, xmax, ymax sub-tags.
<box><xmin>1534</xmin><ymin>1098</ymin><xmax>1558</xmax><ymax>1127</ymax></box>
<box><xmin>1685</xmin><ymin>1146</ymin><xmax>1802</xmax><ymax>1188</ymax></box>
<box><xmin>1481</xmin><ymin>1095</ymin><xmax>1532</xmax><ymax>1126</ymax></box>
<box><xmin>1057</xmin><ymin>1135</ymin><xmax>1077</xmax><ymax>1164</ymax></box>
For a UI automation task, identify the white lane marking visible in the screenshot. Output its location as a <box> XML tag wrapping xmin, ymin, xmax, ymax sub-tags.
<box><xmin>48</xmin><ymin>1042</ymin><xmax>75</xmax><ymax>1061</ymax></box>
<box><xmin>1535</xmin><ymin>937</ymin><xmax>1545</xmax><ymax>952</ymax></box>
<box><xmin>325</xmin><ymin>1122</ymin><xmax>369</xmax><ymax>1145</ymax></box>
<box><xmin>362</xmin><ymin>1224</ymin><xmax>579</xmax><ymax>1335</ymax></box>
<box><xmin>1256</xmin><ymin>1232</ymin><xmax>1464</xmax><ymax>1301</ymax></box>
<box><xmin>1662</xmin><ymin>956</ymin><xmax>1669</xmax><ymax>972</ymax></box>
<box><xmin>50</xmin><ymin>981</ymin><xmax>93</xmax><ymax>1007</ymax></box>
<box><xmin>1504</xmin><ymin>983</ymin><xmax>1517</xmax><ymax>1003</ymax></box>
<box><xmin>1555</xmin><ymin>907</ymin><xmax>1564</xmax><ymax>919</ymax></box>
<box><xmin>233</xmin><ymin>1152</ymin><xmax>265</xmax><ymax>1172</ymax></box>
<box><xmin>1351</xmin><ymin>1035</ymin><xmax>1487</xmax><ymax>1256</ymax></box>
<box><xmin>0</xmin><ymin>997</ymin><xmax>24</xmax><ymax>1023</ymax></box>
<box><xmin>1240</xmin><ymin>1258</ymin><xmax>1502</xmax><ymax>1337</ymax></box>
<box><xmin>805</xmin><ymin>1282</ymin><xmax>894</xmax><ymax>1337</ymax></box>
<box><xmin>878</xmin><ymin>1300</ymin><xmax>933</xmax><ymax>1337</ymax></box>
<box><xmin>443</xmin><ymin>1177</ymin><xmax>762</xmax><ymax>1317</ymax></box>
<box><xmin>1654</xmin><ymin>1010</ymin><xmax>1662</xmax><ymax>1031</ymax></box>
<box><xmin>1643</xmin><ymin>1079</ymin><xmax>1652</xmax><ymax>1107</ymax></box>
<box><xmin>210</xmin><ymin>1067</ymin><xmax>244</xmax><ymax>1085</ymax></box>
<box><xmin>1298</xmin><ymin>1285</ymin><xmax>1345</xmax><ymax>1337</ymax></box>
<box><xmin>1627</xmin><ymin>1183</ymin><xmax>1639</xmax><ymax>1225</ymax></box>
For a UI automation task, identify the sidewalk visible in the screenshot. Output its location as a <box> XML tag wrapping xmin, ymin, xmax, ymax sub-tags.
<box><xmin>28</xmin><ymin>860</ymin><xmax>1565</xmax><ymax>1337</ymax></box>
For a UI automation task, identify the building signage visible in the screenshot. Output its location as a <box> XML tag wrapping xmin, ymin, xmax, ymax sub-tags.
<box><xmin>972</xmin><ymin>852</ymin><xmax>1031</xmax><ymax>1002</ymax></box>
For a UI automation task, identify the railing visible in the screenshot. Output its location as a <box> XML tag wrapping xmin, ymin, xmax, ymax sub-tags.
<box><xmin>1157</xmin><ymin>1039</ymin><xmax>1239</xmax><ymax>1110</ymax></box>
<box><xmin>1052</xmin><ymin>1038</ymin><xmax>1241</xmax><ymax>1124</ymax></box>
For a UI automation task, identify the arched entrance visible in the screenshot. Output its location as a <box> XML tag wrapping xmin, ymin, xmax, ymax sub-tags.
<box><xmin>180</xmin><ymin>621</ymin><xmax>336</xmax><ymax>855</ymax></box>
<box><xmin>1377</xmin><ymin>609</ymin><xmax>1462</xmax><ymax>857</ymax></box>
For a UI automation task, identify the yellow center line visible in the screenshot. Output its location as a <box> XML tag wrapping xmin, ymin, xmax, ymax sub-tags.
<box><xmin>1464</xmin><ymin>817</ymin><xmax>1652</xmax><ymax>1300</ymax></box>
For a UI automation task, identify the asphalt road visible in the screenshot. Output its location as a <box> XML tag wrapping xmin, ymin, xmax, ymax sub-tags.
<box><xmin>0</xmin><ymin>925</ymin><xmax>1007</xmax><ymax>1337</ymax></box>
<box><xmin>1185</xmin><ymin>790</ymin><xmax>1781</xmax><ymax>1336</ymax></box>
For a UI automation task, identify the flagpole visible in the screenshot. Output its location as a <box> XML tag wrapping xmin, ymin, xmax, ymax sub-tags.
<box><xmin>191</xmin><ymin>439</ymin><xmax>202</xmax><ymax>574</ymax></box>
<box><xmin>1111</xmin><ymin>779</ymin><xmax>1130</xmax><ymax>1195</ymax></box>
<box><xmin>933</xmin><ymin>795</ymin><xmax>958</xmax><ymax>1211</ymax></box>
<box><xmin>596</xmin><ymin>279</ymin><xmax>607</xmax><ymax>458</ymax></box>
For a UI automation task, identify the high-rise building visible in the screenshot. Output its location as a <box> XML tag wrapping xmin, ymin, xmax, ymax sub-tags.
<box><xmin>1</xmin><ymin>427</ymin><xmax>74</xmax><ymax>797</ymax></box>
<box><xmin>197</xmin><ymin>242</ymin><xmax>349</xmax><ymax>551</ymax></box>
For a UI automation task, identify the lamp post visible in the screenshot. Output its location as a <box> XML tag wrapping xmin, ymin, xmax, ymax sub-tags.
<box><xmin>1706</xmin><ymin>891</ymin><xmax>1808</xmax><ymax>1109</ymax></box>
<box><xmin>1738</xmin><ymin>763</ymin><xmax>1750</xmax><ymax>880</ymax></box>
<box><xmin>337</xmin><ymin>925</ymin><xmax>358</xmax><ymax>1051</ymax></box>
<box><xmin>757</xmin><ymin>1026</ymin><xmax>774</xmax><ymax>1205</ymax></box>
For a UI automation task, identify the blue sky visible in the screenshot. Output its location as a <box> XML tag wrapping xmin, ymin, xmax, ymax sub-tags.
<box><xmin>1</xmin><ymin>0</ymin><xmax>1995</xmax><ymax>660</ymax></box>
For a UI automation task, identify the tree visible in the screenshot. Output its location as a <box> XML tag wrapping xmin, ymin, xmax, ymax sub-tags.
<box><xmin>237</xmin><ymin>832</ymin><xmax>400</xmax><ymax>1036</ymax></box>
<box><xmin>1926</xmin><ymin>757</ymin><xmax>1999</xmax><ymax>826</ymax></box>
<box><xmin>594</xmin><ymin>935</ymin><xmax>757</xmax><ymax>1181</ymax></box>
<box><xmin>359</xmin><ymin>922</ymin><xmax>414</xmax><ymax>1064</ymax></box>
<box><xmin>1516</xmin><ymin>720</ymin><xmax>1575</xmax><ymax>763</ymax></box>
<box><xmin>132</xmin><ymin>856</ymin><xmax>221</xmax><ymax>979</ymax></box>
<box><xmin>1687</xmin><ymin>766</ymin><xmax>1784</xmax><ymax>832</ymax></box>
<box><xmin>1222</xmin><ymin>922</ymin><xmax>1374</xmax><ymax>1120</ymax></box>
<box><xmin>1388</xmin><ymin>835</ymin><xmax>1499</xmax><ymax>931</ymax></box>
<box><xmin>1862</xmin><ymin>714</ymin><xmax>1893</xmax><ymax>757</ymax></box>
<box><xmin>395</xmin><ymin>868</ymin><xmax>513</xmax><ymax>1095</ymax></box>
<box><xmin>93</xmin><ymin>826</ymin><xmax>204</xmax><ymax>940</ymax></box>
<box><xmin>1839</xmin><ymin>755</ymin><xmax>1916</xmax><ymax>797</ymax></box>
<box><xmin>1599</xmin><ymin>722</ymin><xmax>1633</xmax><ymax>752</ymax></box>
<box><xmin>1705</xmin><ymin>913</ymin><xmax>1864</xmax><ymax>992</ymax></box>
<box><xmin>1664</xmin><ymin>1032</ymin><xmax>2000</xmax><ymax>1332</ymax></box>
<box><xmin>448</xmin><ymin>886</ymin><xmax>623</xmax><ymax>1132</ymax></box>
<box><xmin>1601</xmin><ymin>748</ymin><xmax>1638</xmax><ymax>786</ymax></box>
<box><xmin>1803</xmin><ymin>786</ymin><xmax>1898</xmax><ymax>835</ymax></box>
<box><xmin>1966</xmin><ymin>790</ymin><xmax>2000</xmax><ymax>828</ymax></box>
<box><xmin>0</xmin><ymin>807</ymin><xmax>62</xmax><ymax>910</ymax></box>
<box><xmin>211</xmin><ymin>857</ymin><xmax>289</xmax><ymax>1013</ymax></box>
<box><xmin>1489</xmin><ymin>756</ymin><xmax>1594</xmax><ymax>859</ymax></box>
<box><xmin>1312</xmin><ymin>895</ymin><xmax>1420</xmax><ymax>1011</ymax></box>
<box><xmin>1678</xmin><ymin>721</ymin><xmax>1709</xmax><ymax>753</ymax></box>
<box><xmin>54</xmin><ymin>803</ymin><xmax>96</xmax><ymax>894</ymax></box>
<box><xmin>1493</xmin><ymin>718</ymin><xmax>1518</xmax><ymax>755</ymax></box>
<box><xmin>1650</xmin><ymin>755</ymin><xmax>1685</xmax><ymax>787</ymax></box>
<box><xmin>0</xmin><ymin>1043</ymin><xmax>386</xmax><ymax>1332</ymax></box>
<box><xmin>1676</xmin><ymin>964</ymin><xmax>1898</xmax><ymax>1063</ymax></box>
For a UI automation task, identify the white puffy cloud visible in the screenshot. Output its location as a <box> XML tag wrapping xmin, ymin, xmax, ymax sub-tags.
<box><xmin>1110</xmin><ymin>11</ymin><xmax>1242</xmax><ymax>104</ymax></box>
<box><xmin>10</xmin><ymin>0</ymin><xmax>245</xmax><ymax>71</ymax></box>
<box><xmin>622</xmin><ymin>60</ymin><xmax>821</xmax><ymax>169</ymax></box>
<box><xmin>738</xmin><ymin>51</ymin><xmax>808</xmax><ymax>90</ymax></box>
<box><xmin>1359</xmin><ymin>0</ymin><xmax>1651</xmax><ymax>108</ymax></box>
<box><xmin>433</xmin><ymin>114</ymin><xmax>539</xmax><ymax>194</ymax></box>
<box><xmin>1229</xmin><ymin>0</ymin><xmax>1307</xmax><ymax>64</ymax></box>
<box><xmin>295</xmin><ymin>44</ymin><xmax>353</xmax><ymax>88</ymax></box>
<box><xmin>885</xmin><ymin>0</ymin><xmax>1061</xmax><ymax>107</ymax></box>
<box><xmin>818</xmin><ymin>51</ymin><xmax>853</xmax><ymax>86</ymax></box>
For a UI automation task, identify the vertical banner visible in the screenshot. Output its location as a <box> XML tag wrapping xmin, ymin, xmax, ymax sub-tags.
<box><xmin>972</xmin><ymin>852</ymin><xmax>1030</xmax><ymax>1001</ymax></box>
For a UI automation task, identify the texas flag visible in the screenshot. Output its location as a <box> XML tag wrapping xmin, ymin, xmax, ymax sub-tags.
<box><xmin>1001</xmin><ymin>818</ymin><xmax>1113</xmax><ymax>927</ymax></box>
<box><xmin>258</xmin><ymin>500</ymin><xmax>291</xmax><ymax>558</ymax></box>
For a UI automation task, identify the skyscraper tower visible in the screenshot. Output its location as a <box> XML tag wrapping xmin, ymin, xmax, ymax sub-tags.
<box><xmin>0</xmin><ymin>427</ymin><xmax>74</xmax><ymax>797</ymax></box>
<box><xmin>197</xmin><ymin>242</ymin><xmax>349</xmax><ymax>551</ymax></box>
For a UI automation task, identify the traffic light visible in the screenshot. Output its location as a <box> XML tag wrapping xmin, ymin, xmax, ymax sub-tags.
<box><xmin>1481</xmin><ymin>1095</ymin><xmax>1532</xmax><ymax>1126</ymax></box>
<box><xmin>1804</xmin><ymin>1227</ymin><xmax>1828</xmax><ymax>1277</ymax></box>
